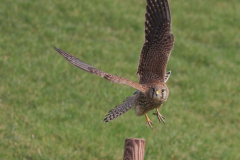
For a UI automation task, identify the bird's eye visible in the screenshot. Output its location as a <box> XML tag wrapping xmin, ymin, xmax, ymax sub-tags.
<box><xmin>162</xmin><ymin>89</ymin><xmax>165</xmax><ymax>93</ymax></box>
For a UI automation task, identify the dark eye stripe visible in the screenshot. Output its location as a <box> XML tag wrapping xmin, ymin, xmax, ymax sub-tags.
<box><xmin>152</xmin><ymin>87</ymin><xmax>155</xmax><ymax>98</ymax></box>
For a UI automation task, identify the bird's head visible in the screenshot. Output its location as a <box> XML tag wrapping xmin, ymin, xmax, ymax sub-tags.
<box><xmin>148</xmin><ymin>83</ymin><xmax>169</xmax><ymax>102</ymax></box>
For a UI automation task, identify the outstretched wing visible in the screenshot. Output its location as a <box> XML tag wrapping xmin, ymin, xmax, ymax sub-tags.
<box><xmin>103</xmin><ymin>94</ymin><xmax>136</xmax><ymax>123</ymax></box>
<box><xmin>54</xmin><ymin>47</ymin><xmax>145</xmax><ymax>92</ymax></box>
<box><xmin>137</xmin><ymin>0</ymin><xmax>174</xmax><ymax>83</ymax></box>
<box><xmin>54</xmin><ymin>47</ymin><xmax>108</xmax><ymax>77</ymax></box>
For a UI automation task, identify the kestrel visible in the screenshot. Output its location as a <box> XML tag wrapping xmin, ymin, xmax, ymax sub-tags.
<box><xmin>54</xmin><ymin>0</ymin><xmax>174</xmax><ymax>129</ymax></box>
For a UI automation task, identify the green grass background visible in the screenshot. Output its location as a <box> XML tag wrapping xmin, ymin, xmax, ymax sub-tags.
<box><xmin>1</xmin><ymin>0</ymin><xmax>240</xmax><ymax>159</ymax></box>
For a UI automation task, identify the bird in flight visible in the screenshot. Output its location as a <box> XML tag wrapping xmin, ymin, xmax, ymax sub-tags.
<box><xmin>54</xmin><ymin>0</ymin><xmax>174</xmax><ymax>129</ymax></box>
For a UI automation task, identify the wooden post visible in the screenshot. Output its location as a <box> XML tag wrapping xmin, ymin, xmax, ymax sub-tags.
<box><xmin>123</xmin><ymin>138</ymin><xmax>146</xmax><ymax>160</ymax></box>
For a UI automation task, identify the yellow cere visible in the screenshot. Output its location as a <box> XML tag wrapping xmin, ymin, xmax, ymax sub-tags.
<box><xmin>156</xmin><ymin>90</ymin><xmax>160</xmax><ymax>94</ymax></box>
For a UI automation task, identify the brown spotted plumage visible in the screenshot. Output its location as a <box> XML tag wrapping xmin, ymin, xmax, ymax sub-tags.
<box><xmin>54</xmin><ymin>0</ymin><xmax>174</xmax><ymax>129</ymax></box>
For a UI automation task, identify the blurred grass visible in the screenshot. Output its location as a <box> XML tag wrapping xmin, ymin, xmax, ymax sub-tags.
<box><xmin>1</xmin><ymin>0</ymin><xmax>240</xmax><ymax>159</ymax></box>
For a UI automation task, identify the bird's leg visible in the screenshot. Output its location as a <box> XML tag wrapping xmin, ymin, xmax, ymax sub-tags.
<box><xmin>145</xmin><ymin>113</ymin><xmax>154</xmax><ymax>129</ymax></box>
<box><xmin>153</xmin><ymin>108</ymin><xmax>165</xmax><ymax>124</ymax></box>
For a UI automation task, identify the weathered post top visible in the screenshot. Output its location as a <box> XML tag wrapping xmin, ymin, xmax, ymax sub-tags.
<box><xmin>123</xmin><ymin>138</ymin><xmax>146</xmax><ymax>160</ymax></box>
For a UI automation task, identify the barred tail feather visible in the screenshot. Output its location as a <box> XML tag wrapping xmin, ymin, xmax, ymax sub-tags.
<box><xmin>103</xmin><ymin>95</ymin><xmax>136</xmax><ymax>123</ymax></box>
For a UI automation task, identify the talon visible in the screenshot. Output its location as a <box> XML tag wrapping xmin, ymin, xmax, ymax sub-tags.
<box><xmin>154</xmin><ymin>109</ymin><xmax>166</xmax><ymax>124</ymax></box>
<box><xmin>146</xmin><ymin>121</ymin><xmax>154</xmax><ymax>129</ymax></box>
<box><xmin>145</xmin><ymin>114</ymin><xmax>154</xmax><ymax>129</ymax></box>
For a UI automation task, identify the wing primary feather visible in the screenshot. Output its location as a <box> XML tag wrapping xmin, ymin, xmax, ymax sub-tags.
<box><xmin>147</xmin><ymin>1</ymin><xmax>158</xmax><ymax>28</ymax></box>
<box><xmin>158</xmin><ymin>0</ymin><xmax>167</xmax><ymax>24</ymax></box>
<box><xmin>146</xmin><ymin>6</ymin><xmax>157</xmax><ymax>29</ymax></box>
<box><xmin>163</xmin><ymin>0</ymin><xmax>171</xmax><ymax>25</ymax></box>
<box><xmin>54</xmin><ymin>47</ymin><xmax>96</xmax><ymax>73</ymax></box>
<box><xmin>152</xmin><ymin>0</ymin><xmax>162</xmax><ymax>21</ymax></box>
<box><xmin>54</xmin><ymin>47</ymin><xmax>111</xmax><ymax>77</ymax></box>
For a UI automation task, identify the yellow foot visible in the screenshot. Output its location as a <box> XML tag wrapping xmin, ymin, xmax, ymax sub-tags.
<box><xmin>145</xmin><ymin>114</ymin><xmax>154</xmax><ymax>129</ymax></box>
<box><xmin>153</xmin><ymin>109</ymin><xmax>165</xmax><ymax>124</ymax></box>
